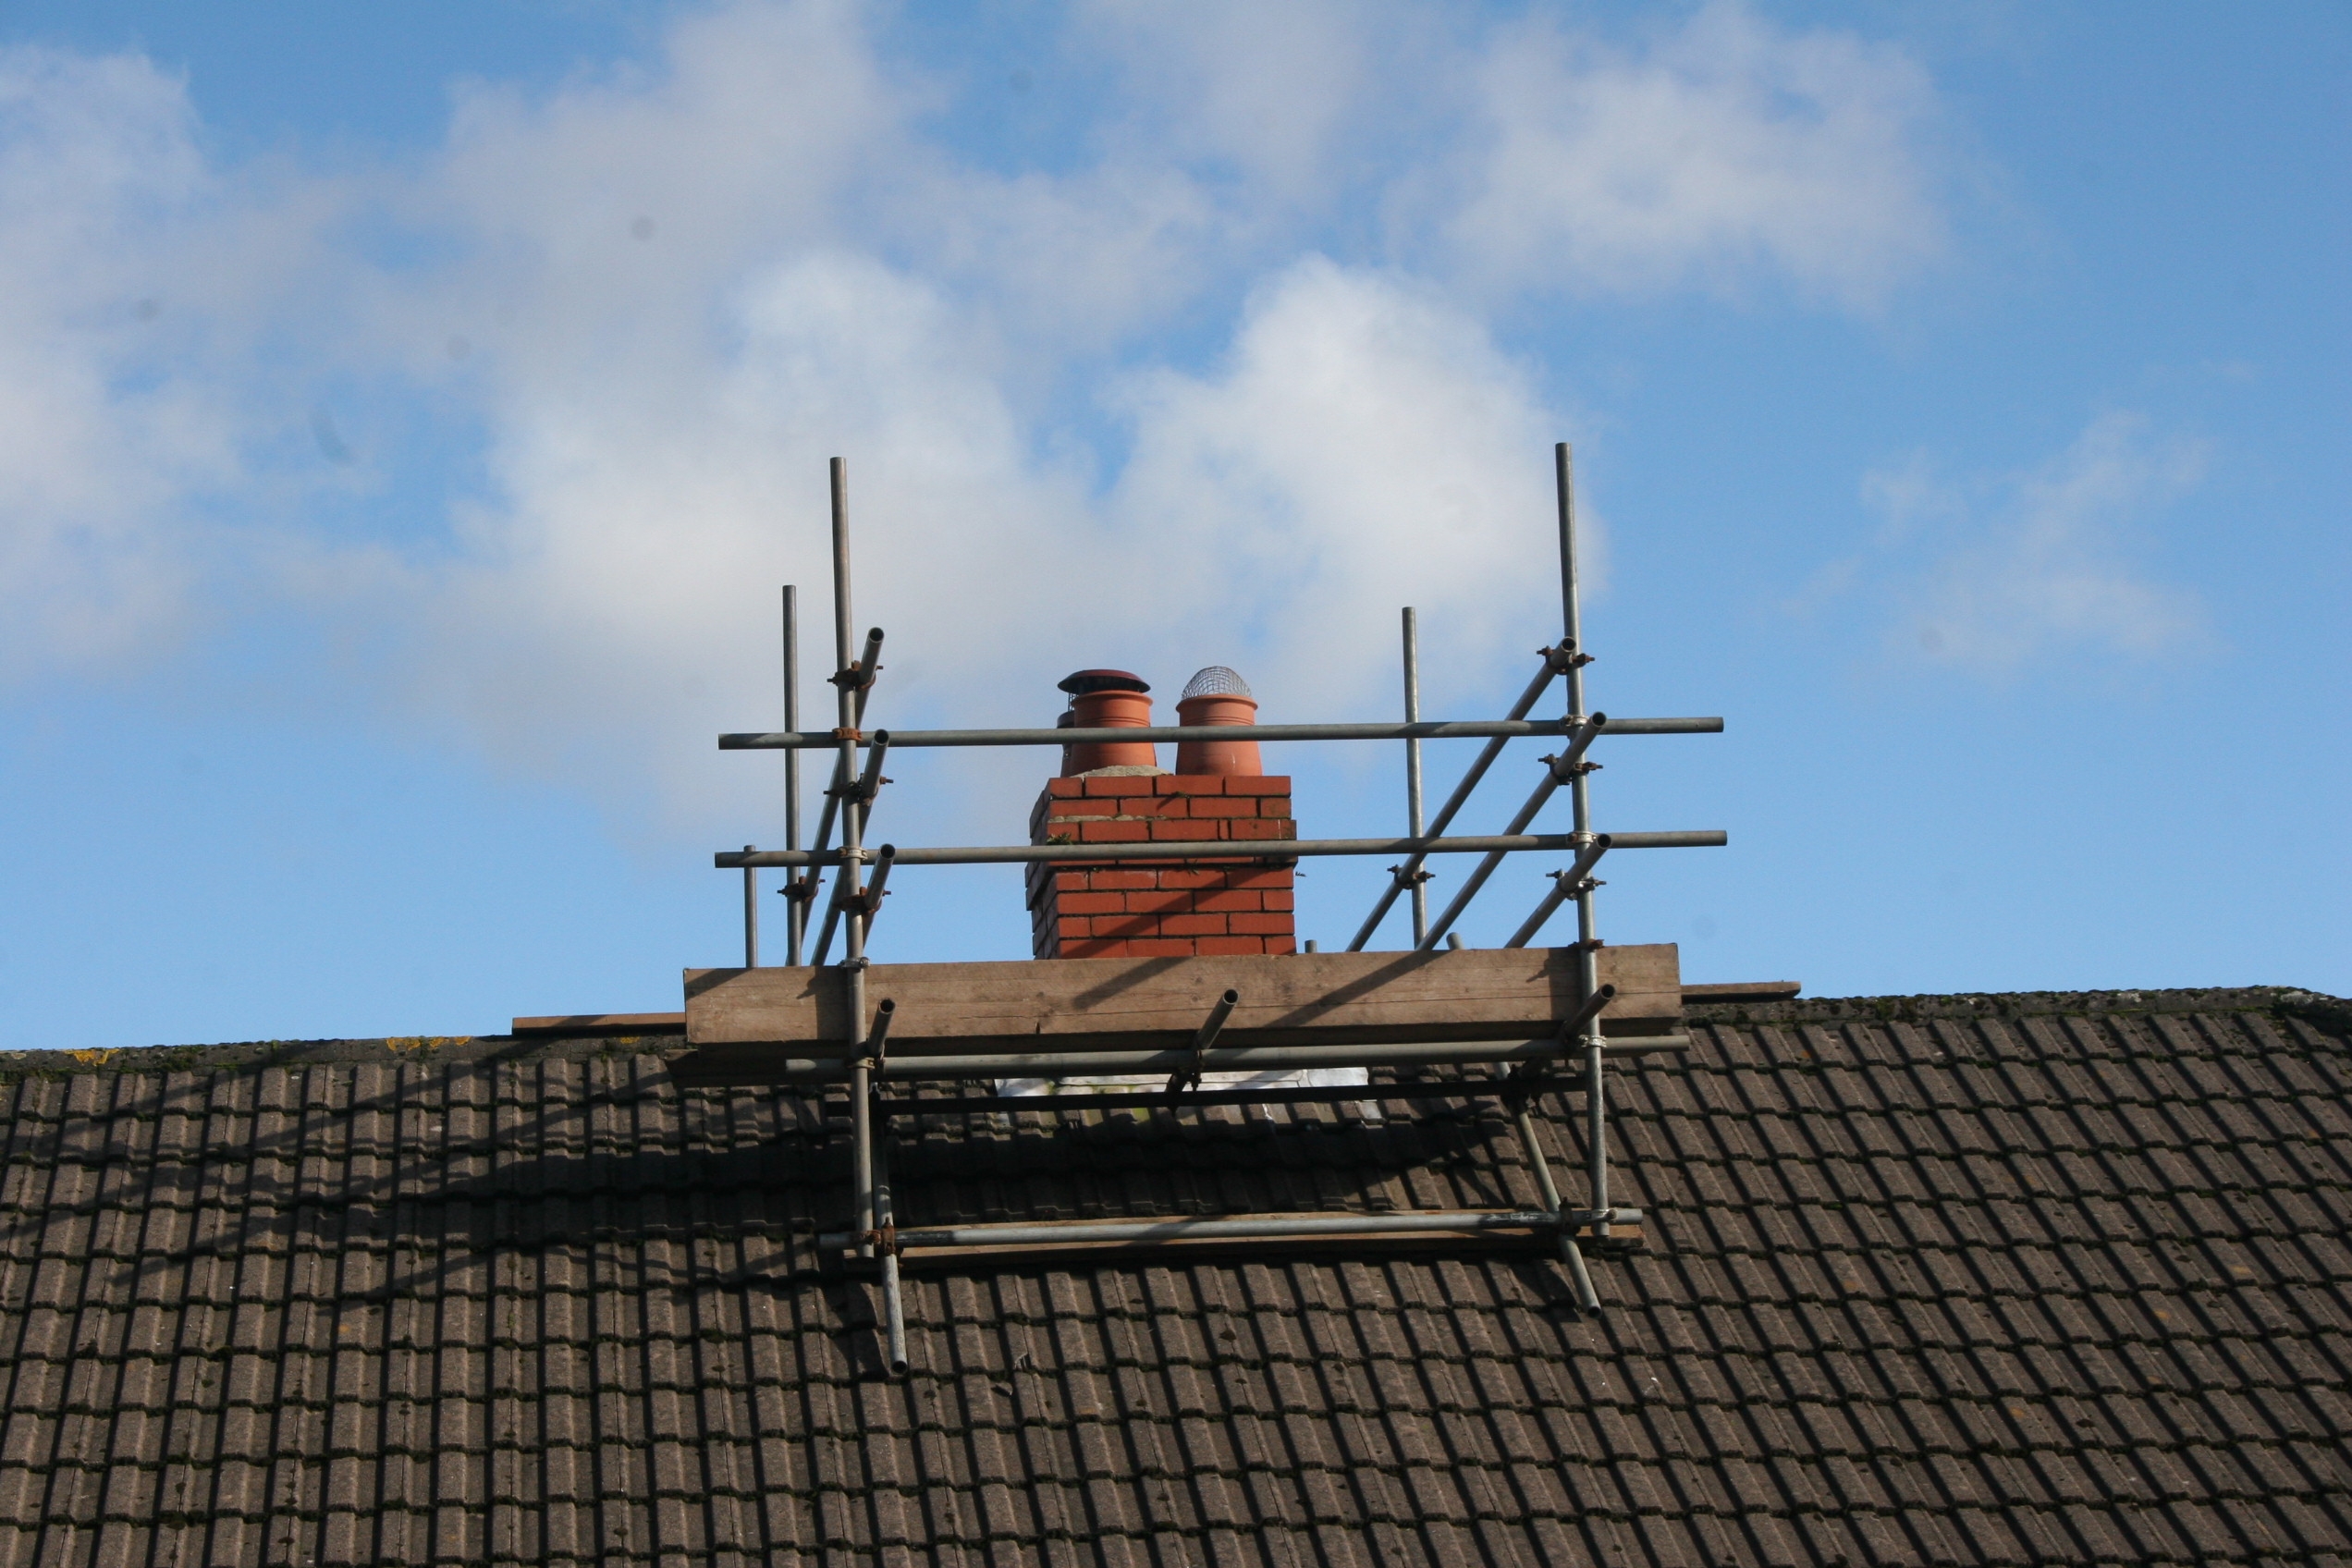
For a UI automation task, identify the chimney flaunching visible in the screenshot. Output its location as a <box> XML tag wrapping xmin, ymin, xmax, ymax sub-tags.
<box><xmin>1027</xmin><ymin>666</ymin><xmax>1295</xmax><ymax>959</ymax></box>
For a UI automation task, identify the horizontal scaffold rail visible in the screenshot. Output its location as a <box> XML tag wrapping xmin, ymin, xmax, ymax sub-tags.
<box><xmin>855</xmin><ymin>1056</ymin><xmax>1689</xmax><ymax>1115</ymax></box>
<box><xmin>716</xmin><ymin>827</ymin><xmax>1726</xmax><ymax>869</ymax></box>
<box><xmin>819</xmin><ymin>1207</ymin><xmax>1646</xmax><ymax>1253</ymax></box>
<box><xmin>717</xmin><ymin>715</ymin><xmax>1723</xmax><ymax>750</ymax></box>
<box><xmin>670</xmin><ymin>1033</ymin><xmax>1694</xmax><ymax>1086</ymax></box>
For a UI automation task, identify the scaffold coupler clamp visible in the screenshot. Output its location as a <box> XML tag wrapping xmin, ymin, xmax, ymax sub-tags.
<box><xmin>1543</xmin><ymin>751</ymin><xmax>1602</xmax><ymax>783</ymax></box>
<box><xmin>1500</xmin><ymin>1061</ymin><xmax>1546</xmax><ymax>1109</ymax></box>
<box><xmin>827</xmin><ymin>662</ymin><xmax>880</xmax><ymax>694</ymax></box>
<box><xmin>859</xmin><ymin>998</ymin><xmax>894</xmax><ymax>1078</ymax></box>
<box><xmin>1541</xmin><ymin>643</ymin><xmax>1595</xmax><ymax>672</ymax></box>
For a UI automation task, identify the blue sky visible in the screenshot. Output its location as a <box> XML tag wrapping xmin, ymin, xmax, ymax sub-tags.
<box><xmin>0</xmin><ymin>2</ymin><xmax>2344</xmax><ymax>1048</ymax></box>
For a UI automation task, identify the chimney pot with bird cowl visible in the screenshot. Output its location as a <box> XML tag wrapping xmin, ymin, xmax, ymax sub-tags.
<box><xmin>1174</xmin><ymin>666</ymin><xmax>1261</xmax><ymax>777</ymax></box>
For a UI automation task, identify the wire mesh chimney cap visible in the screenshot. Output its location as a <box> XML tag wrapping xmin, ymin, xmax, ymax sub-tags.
<box><xmin>1057</xmin><ymin>668</ymin><xmax>1150</xmax><ymax>696</ymax></box>
<box><xmin>1180</xmin><ymin>666</ymin><xmax>1252</xmax><ymax>701</ymax></box>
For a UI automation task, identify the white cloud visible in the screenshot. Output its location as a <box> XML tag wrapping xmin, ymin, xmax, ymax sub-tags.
<box><xmin>1858</xmin><ymin>412</ymin><xmax>2209</xmax><ymax>668</ymax></box>
<box><xmin>0</xmin><ymin>43</ymin><xmax>366</xmax><ymax>678</ymax></box>
<box><xmin>0</xmin><ymin>0</ymin><xmax>1964</xmax><ymax>823</ymax></box>
<box><xmin>404</xmin><ymin>252</ymin><xmax>1578</xmax><ymax>819</ymax></box>
<box><xmin>405</xmin><ymin>248</ymin><xmax>1107</xmax><ymax>814</ymax></box>
<box><xmin>1434</xmin><ymin>3</ymin><xmax>1950</xmax><ymax>306</ymax></box>
<box><xmin>1109</xmin><ymin>257</ymin><xmax>1575</xmax><ymax>717</ymax></box>
<box><xmin>0</xmin><ymin>48</ymin><xmax>237</xmax><ymax>674</ymax></box>
<box><xmin>1070</xmin><ymin>1</ymin><xmax>1954</xmax><ymax>308</ymax></box>
<box><xmin>1072</xmin><ymin>0</ymin><xmax>1401</xmax><ymax>203</ymax></box>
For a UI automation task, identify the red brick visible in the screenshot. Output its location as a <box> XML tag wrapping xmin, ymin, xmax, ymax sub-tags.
<box><xmin>1225</xmin><ymin>818</ymin><xmax>1295</xmax><ymax>840</ymax></box>
<box><xmin>1191</xmin><ymin>797</ymin><xmax>1254</xmax><ymax>818</ymax></box>
<box><xmin>1157</xmin><ymin>913</ymin><xmax>1228</xmax><ymax>937</ymax></box>
<box><xmin>1256</xmin><ymin>797</ymin><xmax>1292</xmax><ymax>818</ymax></box>
<box><xmin>1045</xmin><ymin>797</ymin><xmax>1118</xmax><ymax>818</ymax></box>
<box><xmin>1193</xmin><ymin>936</ymin><xmax>1267</xmax><ymax>956</ymax></box>
<box><xmin>1145</xmin><ymin>868</ymin><xmax>1223</xmax><ymax>888</ymax></box>
<box><xmin>1123</xmin><ymin>889</ymin><xmax>1193</xmax><ymax>915</ymax></box>
<box><xmin>1224</xmin><ymin>868</ymin><xmax>1294</xmax><ymax>890</ymax></box>
<box><xmin>1079</xmin><ymin>820</ymin><xmax>1150</xmax><ymax>842</ymax></box>
<box><xmin>1162</xmin><ymin>775</ymin><xmax>1226</xmax><ymax>795</ymax></box>
<box><xmin>1261</xmin><ymin>890</ymin><xmax>1294</xmax><ymax>913</ymax></box>
<box><xmin>1090</xmin><ymin>913</ymin><xmax>1158</xmax><ymax>938</ymax></box>
<box><xmin>1220</xmin><ymin>777</ymin><xmax>1292</xmax><ymax>796</ymax></box>
<box><xmin>1118</xmin><ymin>795</ymin><xmax>1188</xmax><ymax>816</ymax></box>
<box><xmin>1059</xmin><ymin>937</ymin><xmax>1125</xmax><ymax>959</ymax></box>
<box><xmin>1230</xmin><ymin>912</ymin><xmax>1294</xmax><ymax>936</ymax></box>
<box><xmin>1057</xmin><ymin>892</ymin><xmax>1123</xmax><ymax>916</ymax></box>
<box><xmin>1087</xmin><ymin>869</ymin><xmax>1160</xmax><ymax>890</ymax></box>
<box><xmin>1084</xmin><ymin>774</ymin><xmax>1158</xmax><ymax>797</ymax></box>
<box><xmin>1192</xmin><ymin>889</ymin><xmax>1262</xmax><ymax>913</ymax></box>
<box><xmin>1148</xmin><ymin>820</ymin><xmax>1219</xmax><ymax>841</ymax></box>
<box><xmin>1263</xmin><ymin>936</ymin><xmax>1297</xmax><ymax>956</ymax></box>
<box><xmin>1120</xmin><ymin>937</ymin><xmax>1195</xmax><ymax>957</ymax></box>
<box><xmin>1047</xmin><ymin>778</ymin><xmax>1086</xmax><ymax>798</ymax></box>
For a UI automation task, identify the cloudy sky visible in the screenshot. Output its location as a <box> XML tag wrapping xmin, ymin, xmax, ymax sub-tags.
<box><xmin>2</xmin><ymin>1</ymin><xmax>2344</xmax><ymax>1047</ymax></box>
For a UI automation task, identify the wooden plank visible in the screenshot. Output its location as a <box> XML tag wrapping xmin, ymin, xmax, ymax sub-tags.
<box><xmin>510</xmin><ymin>1012</ymin><xmax>685</xmax><ymax>1035</ymax></box>
<box><xmin>680</xmin><ymin>945</ymin><xmax>1680</xmax><ymax>1065</ymax></box>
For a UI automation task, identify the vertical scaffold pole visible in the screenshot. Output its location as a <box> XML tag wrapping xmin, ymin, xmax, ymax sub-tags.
<box><xmin>1557</xmin><ymin>441</ymin><xmax>1611</xmax><ymax>1264</ymax></box>
<box><xmin>875</xmin><ymin>1122</ymin><xmax>909</xmax><ymax>1375</ymax></box>
<box><xmin>829</xmin><ymin>456</ymin><xmax>906</xmax><ymax>1368</ymax></box>
<box><xmin>1402</xmin><ymin>607</ymin><xmax>1428</xmax><ymax>948</ymax></box>
<box><xmin>741</xmin><ymin>845</ymin><xmax>759</xmax><ymax>967</ymax></box>
<box><xmin>783</xmin><ymin>585</ymin><xmax>805</xmax><ymax>966</ymax></box>
<box><xmin>831</xmin><ymin>459</ymin><xmax>875</xmax><ymax>1251</ymax></box>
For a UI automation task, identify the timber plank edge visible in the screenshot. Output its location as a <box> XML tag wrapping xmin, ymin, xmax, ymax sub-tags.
<box><xmin>681</xmin><ymin>945</ymin><xmax>1682</xmax><ymax>1055</ymax></box>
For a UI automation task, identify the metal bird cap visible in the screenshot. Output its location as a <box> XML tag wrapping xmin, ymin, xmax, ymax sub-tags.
<box><xmin>1057</xmin><ymin>668</ymin><xmax>1150</xmax><ymax>697</ymax></box>
<box><xmin>1179</xmin><ymin>666</ymin><xmax>1252</xmax><ymax>701</ymax></box>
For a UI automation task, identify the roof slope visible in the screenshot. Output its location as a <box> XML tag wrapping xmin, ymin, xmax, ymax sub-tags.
<box><xmin>1</xmin><ymin>987</ymin><xmax>2347</xmax><ymax>1565</ymax></box>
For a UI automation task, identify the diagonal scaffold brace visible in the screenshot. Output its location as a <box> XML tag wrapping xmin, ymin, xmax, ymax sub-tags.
<box><xmin>1164</xmin><ymin>988</ymin><xmax>1241</xmax><ymax>1103</ymax></box>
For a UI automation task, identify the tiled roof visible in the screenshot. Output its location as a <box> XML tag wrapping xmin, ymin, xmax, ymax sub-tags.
<box><xmin>1</xmin><ymin>986</ymin><xmax>2347</xmax><ymax>1565</ymax></box>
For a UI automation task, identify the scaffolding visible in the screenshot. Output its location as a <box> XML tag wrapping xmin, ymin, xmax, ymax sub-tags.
<box><xmin>680</xmin><ymin>445</ymin><xmax>1726</xmax><ymax>1374</ymax></box>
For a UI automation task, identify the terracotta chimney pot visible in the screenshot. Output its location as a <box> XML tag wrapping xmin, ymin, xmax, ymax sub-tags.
<box><xmin>1174</xmin><ymin>666</ymin><xmax>1262</xmax><ymax>776</ymax></box>
<box><xmin>1057</xmin><ymin>669</ymin><xmax>1159</xmax><ymax>775</ymax></box>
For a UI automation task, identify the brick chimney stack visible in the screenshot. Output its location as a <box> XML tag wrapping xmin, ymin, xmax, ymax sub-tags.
<box><xmin>1027</xmin><ymin>668</ymin><xmax>1297</xmax><ymax>959</ymax></box>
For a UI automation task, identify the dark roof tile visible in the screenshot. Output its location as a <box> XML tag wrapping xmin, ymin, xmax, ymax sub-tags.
<box><xmin>2</xmin><ymin>990</ymin><xmax>2348</xmax><ymax>1562</ymax></box>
